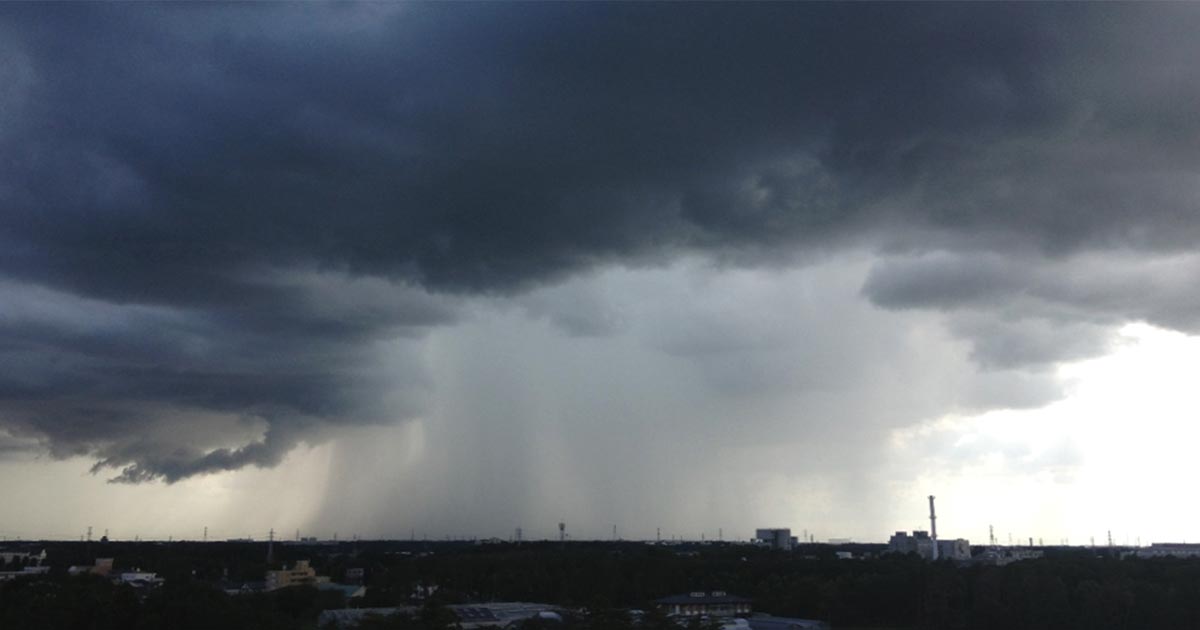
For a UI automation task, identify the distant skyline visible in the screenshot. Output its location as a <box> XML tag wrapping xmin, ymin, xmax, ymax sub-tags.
<box><xmin>3</xmin><ymin>4</ymin><xmax>1200</xmax><ymax>544</ymax></box>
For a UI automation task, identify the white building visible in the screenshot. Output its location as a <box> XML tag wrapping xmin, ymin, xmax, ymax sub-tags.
<box><xmin>0</xmin><ymin>549</ymin><xmax>46</xmax><ymax>566</ymax></box>
<box><xmin>118</xmin><ymin>571</ymin><xmax>164</xmax><ymax>587</ymax></box>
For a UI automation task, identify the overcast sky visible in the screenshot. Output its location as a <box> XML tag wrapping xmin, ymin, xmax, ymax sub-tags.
<box><xmin>2</xmin><ymin>3</ymin><xmax>1200</xmax><ymax>544</ymax></box>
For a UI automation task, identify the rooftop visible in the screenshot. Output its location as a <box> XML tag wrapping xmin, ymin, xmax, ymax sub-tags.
<box><xmin>654</xmin><ymin>591</ymin><xmax>752</xmax><ymax>605</ymax></box>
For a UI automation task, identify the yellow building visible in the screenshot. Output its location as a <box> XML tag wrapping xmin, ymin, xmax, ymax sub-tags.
<box><xmin>265</xmin><ymin>560</ymin><xmax>330</xmax><ymax>591</ymax></box>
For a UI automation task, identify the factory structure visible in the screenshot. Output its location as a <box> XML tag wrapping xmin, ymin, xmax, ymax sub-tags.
<box><xmin>753</xmin><ymin>528</ymin><xmax>797</xmax><ymax>551</ymax></box>
<box><xmin>1135</xmin><ymin>543</ymin><xmax>1200</xmax><ymax>559</ymax></box>
<box><xmin>887</xmin><ymin>495</ymin><xmax>971</xmax><ymax>561</ymax></box>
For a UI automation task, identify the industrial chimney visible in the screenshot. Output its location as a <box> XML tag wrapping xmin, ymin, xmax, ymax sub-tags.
<box><xmin>928</xmin><ymin>495</ymin><xmax>939</xmax><ymax>561</ymax></box>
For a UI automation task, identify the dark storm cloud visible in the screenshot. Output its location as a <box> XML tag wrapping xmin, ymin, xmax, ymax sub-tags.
<box><xmin>0</xmin><ymin>273</ymin><xmax>449</xmax><ymax>480</ymax></box>
<box><xmin>1</xmin><ymin>3</ymin><xmax>1198</xmax><ymax>480</ymax></box>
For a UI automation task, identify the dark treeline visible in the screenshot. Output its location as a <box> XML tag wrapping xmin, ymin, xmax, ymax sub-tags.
<box><xmin>0</xmin><ymin>575</ymin><xmax>330</xmax><ymax>630</ymax></box>
<box><xmin>4</xmin><ymin>541</ymin><xmax>1200</xmax><ymax>629</ymax></box>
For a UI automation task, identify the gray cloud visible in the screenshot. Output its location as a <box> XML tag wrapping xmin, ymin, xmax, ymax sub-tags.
<box><xmin>863</xmin><ymin>252</ymin><xmax>1200</xmax><ymax>368</ymax></box>
<box><xmin>2</xmin><ymin>3</ymin><xmax>1200</xmax><ymax>482</ymax></box>
<box><xmin>314</xmin><ymin>261</ymin><xmax>1075</xmax><ymax>540</ymax></box>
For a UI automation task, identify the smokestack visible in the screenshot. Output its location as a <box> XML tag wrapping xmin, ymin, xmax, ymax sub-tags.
<box><xmin>928</xmin><ymin>495</ymin><xmax>939</xmax><ymax>561</ymax></box>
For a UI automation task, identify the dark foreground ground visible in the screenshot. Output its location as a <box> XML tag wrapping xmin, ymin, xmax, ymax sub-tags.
<box><xmin>1</xmin><ymin>539</ymin><xmax>1196</xmax><ymax>629</ymax></box>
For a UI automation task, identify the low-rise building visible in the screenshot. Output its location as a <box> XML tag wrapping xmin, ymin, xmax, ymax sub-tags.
<box><xmin>67</xmin><ymin>558</ymin><xmax>113</xmax><ymax>577</ymax></box>
<box><xmin>747</xmin><ymin>615</ymin><xmax>830</xmax><ymax>630</ymax></box>
<box><xmin>317</xmin><ymin>602</ymin><xmax>565</xmax><ymax>630</ymax></box>
<box><xmin>654</xmin><ymin>591</ymin><xmax>753</xmax><ymax>618</ymax></box>
<box><xmin>317</xmin><ymin>607</ymin><xmax>417</xmax><ymax>629</ymax></box>
<box><xmin>318</xmin><ymin>581</ymin><xmax>367</xmax><ymax>601</ymax></box>
<box><xmin>118</xmin><ymin>571</ymin><xmax>164</xmax><ymax>588</ymax></box>
<box><xmin>975</xmin><ymin>547</ymin><xmax>1044</xmax><ymax>566</ymax></box>
<box><xmin>1136</xmin><ymin>543</ymin><xmax>1200</xmax><ymax>559</ymax></box>
<box><xmin>0</xmin><ymin>566</ymin><xmax>51</xmax><ymax>581</ymax></box>
<box><xmin>0</xmin><ymin>549</ymin><xmax>46</xmax><ymax>566</ymax></box>
<box><xmin>266</xmin><ymin>559</ymin><xmax>330</xmax><ymax>591</ymax></box>
<box><xmin>449</xmin><ymin>602</ymin><xmax>566</xmax><ymax>629</ymax></box>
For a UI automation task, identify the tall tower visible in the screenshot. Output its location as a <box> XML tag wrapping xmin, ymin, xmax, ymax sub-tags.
<box><xmin>558</xmin><ymin>522</ymin><xmax>565</xmax><ymax>543</ymax></box>
<box><xmin>928</xmin><ymin>495</ymin><xmax>939</xmax><ymax>561</ymax></box>
<box><xmin>267</xmin><ymin>528</ymin><xmax>275</xmax><ymax>565</ymax></box>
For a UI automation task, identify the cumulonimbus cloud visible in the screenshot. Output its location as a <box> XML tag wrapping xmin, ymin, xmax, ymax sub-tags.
<box><xmin>1</xmin><ymin>3</ymin><xmax>1199</xmax><ymax>481</ymax></box>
